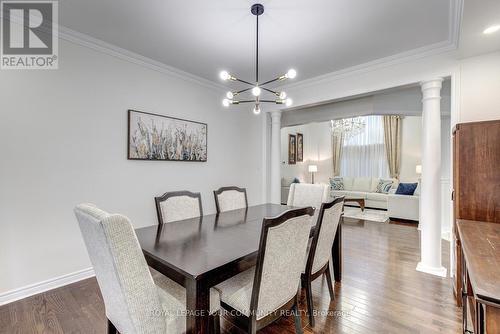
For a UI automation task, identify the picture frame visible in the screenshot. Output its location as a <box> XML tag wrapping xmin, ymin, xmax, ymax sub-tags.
<box><xmin>296</xmin><ymin>133</ymin><xmax>303</xmax><ymax>162</ymax></box>
<box><xmin>127</xmin><ymin>109</ymin><xmax>207</xmax><ymax>162</ymax></box>
<box><xmin>288</xmin><ymin>134</ymin><xmax>296</xmax><ymax>164</ymax></box>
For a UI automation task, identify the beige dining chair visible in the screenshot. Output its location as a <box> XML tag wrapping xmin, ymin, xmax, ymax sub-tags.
<box><xmin>74</xmin><ymin>203</ymin><xmax>220</xmax><ymax>334</ymax></box>
<box><xmin>301</xmin><ymin>197</ymin><xmax>344</xmax><ymax>326</ymax></box>
<box><xmin>214</xmin><ymin>206</ymin><xmax>315</xmax><ymax>334</ymax></box>
<box><xmin>287</xmin><ymin>183</ymin><xmax>330</xmax><ymax>226</ymax></box>
<box><xmin>213</xmin><ymin>186</ymin><xmax>248</xmax><ymax>213</ymax></box>
<box><xmin>155</xmin><ymin>190</ymin><xmax>203</xmax><ymax>224</ymax></box>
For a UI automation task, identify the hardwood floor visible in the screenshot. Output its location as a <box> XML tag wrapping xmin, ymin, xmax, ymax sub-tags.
<box><xmin>0</xmin><ymin>217</ymin><xmax>461</xmax><ymax>334</ymax></box>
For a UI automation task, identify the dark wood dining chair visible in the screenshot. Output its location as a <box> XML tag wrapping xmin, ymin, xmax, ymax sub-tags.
<box><xmin>213</xmin><ymin>186</ymin><xmax>248</xmax><ymax>213</ymax></box>
<box><xmin>155</xmin><ymin>190</ymin><xmax>203</xmax><ymax>225</ymax></box>
<box><xmin>214</xmin><ymin>206</ymin><xmax>315</xmax><ymax>334</ymax></box>
<box><xmin>301</xmin><ymin>196</ymin><xmax>344</xmax><ymax>326</ymax></box>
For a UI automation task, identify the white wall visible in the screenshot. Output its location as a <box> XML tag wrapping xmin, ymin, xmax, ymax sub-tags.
<box><xmin>0</xmin><ymin>38</ymin><xmax>265</xmax><ymax>296</ymax></box>
<box><xmin>399</xmin><ymin>116</ymin><xmax>423</xmax><ymax>182</ymax></box>
<box><xmin>460</xmin><ymin>52</ymin><xmax>500</xmax><ymax>122</ymax></box>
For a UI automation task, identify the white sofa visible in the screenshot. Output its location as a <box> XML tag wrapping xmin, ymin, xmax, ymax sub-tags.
<box><xmin>330</xmin><ymin>177</ymin><xmax>398</xmax><ymax>210</ymax></box>
<box><xmin>387</xmin><ymin>193</ymin><xmax>419</xmax><ymax>221</ymax></box>
<box><xmin>331</xmin><ymin>176</ymin><xmax>420</xmax><ymax>221</ymax></box>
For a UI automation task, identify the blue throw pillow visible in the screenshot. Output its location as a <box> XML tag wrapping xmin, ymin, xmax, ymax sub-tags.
<box><xmin>395</xmin><ymin>183</ymin><xmax>418</xmax><ymax>195</ymax></box>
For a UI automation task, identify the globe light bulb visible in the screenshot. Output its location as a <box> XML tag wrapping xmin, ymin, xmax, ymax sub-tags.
<box><xmin>253</xmin><ymin>104</ymin><xmax>261</xmax><ymax>115</ymax></box>
<box><xmin>252</xmin><ymin>86</ymin><xmax>261</xmax><ymax>97</ymax></box>
<box><xmin>286</xmin><ymin>69</ymin><xmax>297</xmax><ymax>79</ymax></box>
<box><xmin>222</xmin><ymin>98</ymin><xmax>230</xmax><ymax>107</ymax></box>
<box><xmin>285</xmin><ymin>98</ymin><xmax>293</xmax><ymax>107</ymax></box>
<box><xmin>279</xmin><ymin>91</ymin><xmax>287</xmax><ymax>99</ymax></box>
<box><xmin>226</xmin><ymin>91</ymin><xmax>234</xmax><ymax>99</ymax></box>
<box><xmin>220</xmin><ymin>71</ymin><xmax>230</xmax><ymax>81</ymax></box>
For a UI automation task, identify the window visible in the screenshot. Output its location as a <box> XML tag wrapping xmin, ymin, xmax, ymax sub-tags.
<box><xmin>339</xmin><ymin>115</ymin><xmax>389</xmax><ymax>178</ymax></box>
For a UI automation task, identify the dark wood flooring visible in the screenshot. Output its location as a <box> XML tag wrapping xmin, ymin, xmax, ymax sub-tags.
<box><xmin>0</xmin><ymin>217</ymin><xmax>462</xmax><ymax>333</ymax></box>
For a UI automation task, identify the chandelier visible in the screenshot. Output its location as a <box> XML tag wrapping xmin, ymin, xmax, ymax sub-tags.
<box><xmin>331</xmin><ymin>117</ymin><xmax>366</xmax><ymax>138</ymax></box>
<box><xmin>219</xmin><ymin>4</ymin><xmax>296</xmax><ymax>115</ymax></box>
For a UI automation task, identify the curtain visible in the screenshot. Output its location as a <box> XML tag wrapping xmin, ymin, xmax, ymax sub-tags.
<box><xmin>332</xmin><ymin>132</ymin><xmax>343</xmax><ymax>176</ymax></box>
<box><xmin>383</xmin><ymin>115</ymin><xmax>402</xmax><ymax>179</ymax></box>
<box><xmin>340</xmin><ymin>116</ymin><xmax>390</xmax><ymax>178</ymax></box>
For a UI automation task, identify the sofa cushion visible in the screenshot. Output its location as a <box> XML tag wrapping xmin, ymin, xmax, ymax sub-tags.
<box><xmin>370</xmin><ymin>178</ymin><xmax>380</xmax><ymax>192</ymax></box>
<box><xmin>395</xmin><ymin>183</ymin><xmax>418</xmax><ymax>195</ymax></box>
<box><xmin>352</xmin><ymin>177</ymin><xmax>371</xmax><ymax>192</ymax></box>
<box><xmin>329</xmin><ymin>177</ymin><xmax>344</xmax><ymax>190</ymax></box>
<box><xmin>342</xmin><ymin>177</ymin><xmax>354</xmax><ymax>190</ymax></box>
<box><xmin>376</xmin><ymin>179</ymin><xmax>394</xmax><ymax>194</ymax></box>
<box><xmin>366</xmin><ymin>192</ymin><xmax>388</xmax><ymax>202</ymax></box>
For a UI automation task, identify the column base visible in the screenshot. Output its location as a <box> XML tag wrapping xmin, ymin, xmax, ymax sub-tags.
<box><xmin>416</xmin><ymin>262</ymin><xmax>447</xmax><ymax>277</ymax></box>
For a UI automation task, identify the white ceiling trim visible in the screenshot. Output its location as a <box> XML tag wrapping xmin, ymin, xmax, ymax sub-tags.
<box><xmin>280</xmin><ymin>0</ymin><xmax>464</xmax><ymax>92</ymax></box>
<box><xmin>58</xmin><ymin>26</ymin><xmax>226</xmax><ymax>92</ymax></box>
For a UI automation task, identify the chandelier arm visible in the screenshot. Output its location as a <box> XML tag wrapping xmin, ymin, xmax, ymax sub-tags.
<box><xmin>259</xmin><ymin>99</ymin><xmax>279</xmax><ymax>103</ymax></box>
<box><xmin>237</xmin><ymin>100</ymin><xmax>256</xmax><ymax>104</ymax></box>
<box><xmin>235</xmin><ymin>78</ymin><xmax>255</xmax><ymax>86</ymax></box>
<box><xmin>261</xmin><ymin>87</ymin><xmax>278</xmax><ymax>95</ymax></box>
<box><xmin>236</xmin><ymin>87</ymin><xmax>252</xmax><ymax>94</ymax></box>
<box><xmin>259</xmin><ymin>76</ymin><xmax>283</xmax><ymax>86</ymax></box>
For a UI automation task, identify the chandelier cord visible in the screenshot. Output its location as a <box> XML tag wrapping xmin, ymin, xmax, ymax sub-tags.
<box><xmin>256</xmin><ymin>13</ymin><xmax>259</xmax><ymax>84</ymax></box>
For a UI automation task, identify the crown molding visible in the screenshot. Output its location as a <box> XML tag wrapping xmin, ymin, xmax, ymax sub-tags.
<box><xmin>280</xmin><ymin>0</ymin><xmax>463</xmax><ymax>92</ymax></box>
<box><xmin>57</xmin><ymin>26</ymin><xmax>226</xmax><ymax>92</ymax></box>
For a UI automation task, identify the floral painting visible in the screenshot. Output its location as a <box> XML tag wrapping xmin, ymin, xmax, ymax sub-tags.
<box><xmin>128</xmin><ymin>110</ymin><xmax>207</xmax><ymax>161</ymax></box>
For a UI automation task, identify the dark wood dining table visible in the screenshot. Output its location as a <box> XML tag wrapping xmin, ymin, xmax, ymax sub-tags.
<box><xmin>135</xmin><ymin>203</ymin><xmax>342</xmax><ymax>334</ymax></box>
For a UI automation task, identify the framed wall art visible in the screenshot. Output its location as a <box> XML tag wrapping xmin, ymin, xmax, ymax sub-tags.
<box><xmin>296</xmin><ymin>133</ymin><xmax>303</xmax><ymax>162</ymax></box>
<box><xmin>128</xmin><ymin>109</ymin><xmax>207</xmax><ymax>162</ymax></box>
<box><xmin>288</xmin><ymin>134</ymin><xmax>296</xmax><ymax>164</ymax></box>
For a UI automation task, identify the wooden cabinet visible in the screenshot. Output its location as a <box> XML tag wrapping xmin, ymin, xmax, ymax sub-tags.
<box><xmin>452</xmin><ymin>120</ymin><xmax>500</xmax><ymax>304</ymax></box>
<box><xmin>452</xmin><ymin>120</ymin><xmax>500</xmax><ymax>309</ymax></box>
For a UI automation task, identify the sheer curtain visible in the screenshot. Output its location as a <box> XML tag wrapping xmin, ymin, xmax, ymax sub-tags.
<box><xmin>340</xmin><ymin>116</ymin><xmax>390</xmax><ymax>178</ymax></box>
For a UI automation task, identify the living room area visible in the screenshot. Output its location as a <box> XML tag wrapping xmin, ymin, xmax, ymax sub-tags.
<box><xmin>280</xmin><ymin>81</ymin><xmax>452</xmax><ymax>238</ymax></box>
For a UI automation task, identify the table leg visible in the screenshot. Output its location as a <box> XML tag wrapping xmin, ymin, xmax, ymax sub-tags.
<box><xmin>185</xmin><ymin>278</ymin><xmax>210</xmax><ymax>334</ymax></box>
<box><xmin>360</xmin><ymin>200</ymin><xmax>365</xmax><ymax>212</ymax></box>
<box><xmin>332</xmin><ymin>220</ymin><xmax>342</xmax><ymax>282</ymax></box>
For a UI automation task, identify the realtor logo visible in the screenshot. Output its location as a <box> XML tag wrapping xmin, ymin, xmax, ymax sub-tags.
<box><xmin>1</xmin><ymin>1</ymin><xmax>58</xmax><ymax>69</ymax></box>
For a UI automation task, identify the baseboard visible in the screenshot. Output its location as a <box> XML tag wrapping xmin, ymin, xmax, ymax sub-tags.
<box><xmin>441</xmin><ymin>231</ymin><xmax>451</xmax><ymax>242</ymax></box>
<box><xmin>0</xmin><ymin>267</ymin><xmax>95</xmax><ymax>306</ymax></box>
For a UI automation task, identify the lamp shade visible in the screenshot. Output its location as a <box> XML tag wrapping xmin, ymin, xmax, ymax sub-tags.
<box><xmin>308</xmin><ymin>165</ymin><xmax>318</xmax><ymax>173</ymax></box>
<box><xmin>415</xmin><ymin>165</ymin><xmax>422</xmax><ymax>174</ymax></box>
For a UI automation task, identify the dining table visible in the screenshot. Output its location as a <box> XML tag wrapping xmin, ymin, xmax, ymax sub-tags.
<box><xmin>135</xmin><ymin>203</ymin><xmax>343</xmax><ymax>334</ymax></box>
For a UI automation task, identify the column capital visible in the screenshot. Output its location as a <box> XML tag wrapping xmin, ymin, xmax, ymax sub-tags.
<box><xmin>269</xmin><ymin>110</ymin><xmax>281</xmax><ymax>122</ymax></box>
<box><xmin>420</xmin><ymin>78</ymin><xmax>443</xmax><ymax>101</ymax></box>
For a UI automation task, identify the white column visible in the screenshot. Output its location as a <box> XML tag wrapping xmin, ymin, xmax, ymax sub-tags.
<box><xmin>270</xmin><ymin>111</ymin><xmax>281</xmax><ymax>204</ymax></box>
<box><xmin>417</xmin><ymin>79</ymin><xmax>447</xmax><ymax>277</ymax></box>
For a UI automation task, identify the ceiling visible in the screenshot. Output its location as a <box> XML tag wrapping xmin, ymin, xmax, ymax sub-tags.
<box><xmin>58</xmin><ymin>0</ymin><xmax>499</xmax><ymax>85</ymax></box>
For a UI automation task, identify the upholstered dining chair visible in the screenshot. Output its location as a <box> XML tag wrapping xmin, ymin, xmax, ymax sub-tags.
<box><xmin>74</xmin><ymin>203</ymin><xmax>220</xmax><ymax>334</ymax></box>
<box><xmin>155</xmin><ymin>190</ymin><xmax>203</xmax><ymax>224</ymax></box>
<box><xmin>301</xmin><ymin>196</ymin><xmax>344</xmax><ymax>327</ymax></box>
<box><xmin>213</xmin><ymin>186</ymin><xmax>248</xmax><ymax>213</ymax></box>
<box><xmin>214</xmin><ymin>206</ymin><xmax>315</xmax><ymax>334</ymax></box>
<box><xmin>287</xmin><ymin>183</ymin><xmax>330</xmax><ymax>226</ymax></box>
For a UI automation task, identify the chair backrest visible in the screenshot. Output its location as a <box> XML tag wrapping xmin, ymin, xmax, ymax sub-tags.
<box><xmin>306</xmin><ymin>197</ymin><xmax>344</xmax><ymax>275</ymax></box>
<box><xmin>250</xmin><ymin>207</ymin><xmax>314</xmax><ymax>320</ymax></box>
<box><xmin>286</xmin><ymin>183</ymin><xmax>329</xmax><ymax>208</ymax></box>
<box><xmin>213</xmin><ymin>186</ymin><xmax>248</xmax><ymax>213</ymax></box>
<box><xmin>74</xmin><ymin>204</ymin><xmax>165</xmax><ymax>334</ymax></box>
<box><xmin>155</xmin><ymin>190</ymin><xmax>203</xmax><ymax>224</ymax></box>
